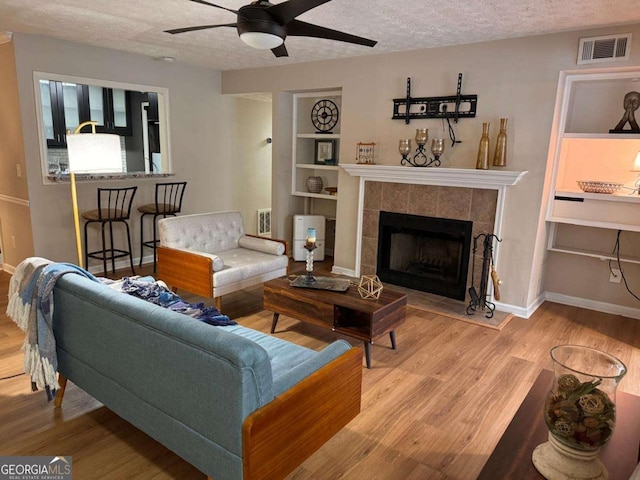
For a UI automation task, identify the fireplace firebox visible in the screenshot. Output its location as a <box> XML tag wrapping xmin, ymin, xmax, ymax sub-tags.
<box><xmin>376</xmin><ymin>211</ymin><xmax>472</xmax><ymax>300</ymax></box>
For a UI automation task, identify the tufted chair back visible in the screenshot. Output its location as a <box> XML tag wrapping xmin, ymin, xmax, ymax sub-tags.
<box><xmin>158</xmin><ymin>211</ymin><xmax>246</xmax><ymax>254</ymax></box>
<box><xmin>158</xmin><ymin>211</ymin><xmax>244</xmax><ymax>253</ymax></box>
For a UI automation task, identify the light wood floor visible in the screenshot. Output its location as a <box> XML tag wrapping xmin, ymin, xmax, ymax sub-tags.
<box><xmin>1</xmin><ymin>262</ymin><xmax>639</xmax><ymax>479</ymax></box>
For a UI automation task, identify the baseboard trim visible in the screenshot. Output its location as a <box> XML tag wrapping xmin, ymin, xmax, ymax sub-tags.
<box><xmin>86</xmin><ymin>255</ymin><xmax>149</xmax><ymax>276</ymax></box>
<box><xmin>2</xmin><ymin>263</ymin><xmax>16</xmax><ymax>275</ymax></box>
<box><xmin>2</xmin><ymin>256</ymin><xmax>150</xmax><ymax>278</ymax></box>
<box><xmin>0</xmin><ymin>193</ymin><xmax>29</xmax><ymax>207</ymax></box>
<box><xmin>331</xmin><ymin>266</ymin><xmax>356</xmax><ymax>277</ymax></box>
<box><xmin>493</xmin><ymin>293</ymin><xmax>545</xmax><ymax>319</ymax></box>
<box><xmin>544</xmin><ymin>292</ymin><xmax>640</xmax><ymax>320</ymax></box>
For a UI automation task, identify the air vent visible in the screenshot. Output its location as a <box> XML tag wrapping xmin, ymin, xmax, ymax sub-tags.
<box><xmin>577</xmin><ymin>33</ymin><xmax>632</xmax><ymax>65</ymax></box>
<box><xmin>257</xmin><ymin>208</ymin><xmax>271</xmax><ymax>237</ymax></box>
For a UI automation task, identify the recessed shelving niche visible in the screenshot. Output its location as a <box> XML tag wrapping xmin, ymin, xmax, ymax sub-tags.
<box><xmin>546</xmin><ymin>68</ymin><xmax>640</xmax><ymax>262</ymax></box>
<box><xmin>291</xmin><ymin>91</ymin><xmax>341</xmax><ymax>200</ymax></box>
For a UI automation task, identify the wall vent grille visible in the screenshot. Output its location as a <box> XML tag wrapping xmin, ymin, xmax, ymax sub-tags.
<box><xmin>257</xmin><ymin>208</ymin><xmax>271</xmax><ymax>237</ymax></box>
<box><xmin>577</xmin><ymin>33</ymin><xmax>632</xmax><ymax>65</ymax></box>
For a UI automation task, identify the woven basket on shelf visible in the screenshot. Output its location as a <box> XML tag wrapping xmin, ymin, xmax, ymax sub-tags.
<box><xmin>576</xmin><ymin>180</ymin><xmax>623</xmax><ymax>194</ymax></box>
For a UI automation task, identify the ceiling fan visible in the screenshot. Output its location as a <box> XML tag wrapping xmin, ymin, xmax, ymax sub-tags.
<box><xmin>165</xmin><ymin>0</ymin><xmax>377</xmax><ymax>57</ymax></box>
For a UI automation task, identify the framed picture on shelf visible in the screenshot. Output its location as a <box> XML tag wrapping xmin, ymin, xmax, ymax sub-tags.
<box><xmin>315</xmin><ymin>139</ymin><xmax>336</xmax><ymax>165</ymax></box>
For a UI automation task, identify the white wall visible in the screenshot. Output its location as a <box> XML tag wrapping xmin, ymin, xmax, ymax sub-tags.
<box><xmin>0</xmin><ymin>41</ymin><xmax>34</xmax><ymax>271</ymax></box>
<box><xmin>221</xmin><ymin>24</ymin><xmax>640</xmax><ymax>311</ymax></box>
<box><xmin>9</xmin><ymin>34</ymin><xmax>270</xmax><ymax>268</ymax></box>
<box><xmin>271</xmin><ymin>92</ymin><xmax>305</xmax><ymax>246</ymax></box>
<box><xmin>229</xmin><ymin>96</ymin><xmax>273</xmax><ymax>235</ymax></box>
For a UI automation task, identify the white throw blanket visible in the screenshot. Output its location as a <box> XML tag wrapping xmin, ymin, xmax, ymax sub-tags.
<box><xmin>7</xmin><ymin>257</ymin><xmax>54</xmax><ymax>393</ymax></box>
<box><xmin>7</xmin><ymin>258</ymin><xmax>97</xmax><ymax>399</ymax></box>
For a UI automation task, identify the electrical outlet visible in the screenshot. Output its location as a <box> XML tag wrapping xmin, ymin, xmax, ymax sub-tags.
<box><xmin>16</xmin><ymin>163</ymin><xmax>21</xmax><ymax>178</ymax></box>
<box><xmin>610</xmin><ymin>268</ymin><xmax>622</xmax><ymax>283</ymax></box>
<box><xmin>11</xmin><ymin>236</ymin><xmax>16</xmax><ymax>248</ymax></box>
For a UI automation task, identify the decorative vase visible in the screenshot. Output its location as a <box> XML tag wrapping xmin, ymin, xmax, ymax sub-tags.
<box><xmin>493</xmin><ymin>118</ymin><xmax>508</xmax><ymax>167</ymax></box>
<box><xmin>306</xmin><ymin>176</ymin><xmax>323</xmax><ymax>193</ymax></box>
<box><xmin>476</xmin><ymin>122</ymin><xmax>490</xmax><ymax>170</ymax></box>
<box><xmin>532</xmin><ymin>345</ymin><xmax>627</xmax><ymax>480</ymax></box>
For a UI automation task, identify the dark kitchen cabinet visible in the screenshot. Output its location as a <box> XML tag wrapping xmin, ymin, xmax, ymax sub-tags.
<box><xmin>143</xmin><ymin>92</ymin><xmax>161</xmax><ymax>161</ymax></box>
<box><xmin>39</xmin><ymin>79</ymin><xmax>83</xmax><ymax>147</ymax></box>
<box><xmin>145</xmin><ymin>92</ymin><xmax>159</xmax><ymax>122</ymax></box>
<box><xmin>86</xmin><ymin>85</ymin><xmax>133</xmax><ymax>136</ymax></box>
<box><xmin>39</xmin><ymin>80</ymin><xmax>132</xmax><ymax>147</ymax></box>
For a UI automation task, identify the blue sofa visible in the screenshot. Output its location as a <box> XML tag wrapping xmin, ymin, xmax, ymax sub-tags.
<box><xmin>51</xmin><ymin>273</ymin><xmax>362</xmax><ymax>480</ymax></box>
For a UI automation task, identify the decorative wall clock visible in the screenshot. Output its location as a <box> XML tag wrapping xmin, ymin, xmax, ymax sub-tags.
<box><xmin>311</xmin><ymin>99</ymin><xmax>339</xmax><ymax>133</ymax></box>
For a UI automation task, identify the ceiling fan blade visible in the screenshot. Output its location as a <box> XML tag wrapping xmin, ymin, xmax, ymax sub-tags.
<box><xmin>188</xmin><ymin>0</ymin><xmax>238</xmax><ymax>15</ymax></box>
<box><xmin>286</xmin><ymin>19</ymin><xmax>377</xmax><ymax>47</ymax></box>
<box><xmin>271</xmin><ymin>44</ymin><xmax>289</xmax><ymax>57</ymax></box>
<box><xmin>267</xmin><ymin>0</ymin><xmax>331</xmax><ymax>24</ymax></box>
<box><xmin>165</xmin><ymin>23</ymin><xmax>237</xmax><ymax>34</ymax></box>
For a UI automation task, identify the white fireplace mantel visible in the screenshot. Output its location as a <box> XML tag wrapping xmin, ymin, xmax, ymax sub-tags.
<box><xmin>340</xmin><ymin>164</ymin><xmax>528</xmax><ymax>279</ymax></box>
<box><xmin>341</xmin><ymin>164</ymin><xmax>528</xmax><ymax>190</ymax></box>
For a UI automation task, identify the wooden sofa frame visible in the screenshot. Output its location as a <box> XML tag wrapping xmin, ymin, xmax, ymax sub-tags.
<box><xmin>157</xmin><ymin>236</ymin><xmax>289</xmax><ymax>310</ymax></box>
<box><xmin>56</xmin><ymin>347</ymin><xmax>362</xmax><ymax>480</ymax></box>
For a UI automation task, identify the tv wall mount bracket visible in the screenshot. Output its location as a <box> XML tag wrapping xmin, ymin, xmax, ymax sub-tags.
<box><xmin>392</xmin><ymin>73</ymin><xmax>478</xmax><ymax>124</ymax></box>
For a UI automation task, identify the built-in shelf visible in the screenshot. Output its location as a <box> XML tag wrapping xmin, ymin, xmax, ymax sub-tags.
<box><xmin>292</xmin><ymin>190</ymin><xmax>338</xmax><ymax>200</ymax></box>
<box><xmin>563</xmin><ymin>133</ymin><xmax>640</xmax><ymax>139</ymax></box>
<box><xmin>297</xmin><ymin>133</ymin><xmax>340</xmax><ymax>139</ymax></box>
<box><xmin>545</xmin><ymin>69</ymin><xmax>640</xmax><ymax>264</ymax></box>
<box><xmin>554</xmin><ymin>189</ymin><xmax>640</xmax><ymax>203</ymax></box>
<box><xmin>296</xmin><ymin>164</ymin><xmax>340</xmax><ymax>171</ymax></box>
<box><xmin>546</xmin><ymin>223</ymin><xmax>640</xmax><ymax>264</ymax></box>
<box><xmin>292</xmin><ymin>91</ymin><xmax>341</xmax><ymax>202</ymax></box>
<box><xmin>547</xmin><ymin>245</ymin><xmax>640</xmax><ymax>264</ymax></box>
<box><xmin>549</xmin><ymin>189</ymin><xmax>640</xmax><ymax>232</ymax></box>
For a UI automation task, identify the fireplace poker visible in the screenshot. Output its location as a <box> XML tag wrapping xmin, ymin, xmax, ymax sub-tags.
<box><xmin>466</xmin><ymin>233</ymin><xmax>502</xmax><ymax>318</ymax></box>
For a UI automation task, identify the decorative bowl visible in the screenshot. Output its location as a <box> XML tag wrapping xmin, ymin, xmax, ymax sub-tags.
<box><xmin>576</xmin><ymin>181</ymin><xmax>623</xmax><ymax>194</ymax></box>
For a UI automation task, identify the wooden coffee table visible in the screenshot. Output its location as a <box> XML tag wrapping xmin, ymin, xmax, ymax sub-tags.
<box><xmin>263</xmin><ymin>277</ymin><xmax>407</xmax><ymax>368</ymax></box>
<box><xmin>477</xmin><ymin>369</ymin><xmax>640</xmax><ymax>480</ymax></box>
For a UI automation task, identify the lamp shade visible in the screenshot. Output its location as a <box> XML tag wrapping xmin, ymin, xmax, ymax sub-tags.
<box><xmin>633</xmin><ymin>151</ymin><xmax>640</xmax><ymax>172</ymax></box>
<box><xmin>66</xmin><ymin>133</ymin><xmax>122</xmax><ymax>173</ymax></box>
<box><xmin>239</xmin><ymin>32</ymin><xmax>284</xmax><ymax>49</ymax></box>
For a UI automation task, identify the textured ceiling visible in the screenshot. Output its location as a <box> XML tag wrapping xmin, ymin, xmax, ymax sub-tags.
<box><xmin>0</xmin><ymin>0</ymin><xmax>638</xmax><ymax>72</ymax></box>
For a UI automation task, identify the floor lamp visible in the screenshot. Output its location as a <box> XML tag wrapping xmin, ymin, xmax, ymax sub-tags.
<box><xmin>66</xmin><ymin>121</ymin><xmax>123</xmax><ymax>269</ymax></box>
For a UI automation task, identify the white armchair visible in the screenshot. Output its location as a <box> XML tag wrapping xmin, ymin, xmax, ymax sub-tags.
<box><xmin>157</xmin><ymin>211</ymin><xmax>289</xmax><ymax>309</ymax></box>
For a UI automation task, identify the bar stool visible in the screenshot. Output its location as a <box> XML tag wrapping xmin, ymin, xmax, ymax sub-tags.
<box><xmin>138</xmin><ymin>181</ymin><xmax>187</xmax><ymax>271</ymax></box>
<box><xmin>82</xmin><ymin>186</ymin><xmax>137</xmax><ymax>277</ymax></box>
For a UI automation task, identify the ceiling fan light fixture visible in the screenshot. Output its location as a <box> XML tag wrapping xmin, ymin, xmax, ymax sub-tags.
<box><xmin>240</xmin><ymin>31</ymin><xmax>283</xmax><ymax>49</ymax></box>
<box><xmin>168</xmin><ymin>0</ymin><xmax>377</xmax><ymax>58</ymax></box>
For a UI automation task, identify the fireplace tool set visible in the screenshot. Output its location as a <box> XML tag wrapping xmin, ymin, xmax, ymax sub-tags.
<box><xmin>467</xmin><ymin>233</ymin><xmax>502</xmax><ymax>318</ymax></box>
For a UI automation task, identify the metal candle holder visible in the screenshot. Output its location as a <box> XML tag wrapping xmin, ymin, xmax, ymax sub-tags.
<box><xmin>399</xmin><ymin>129</ymin><xmax>445</xmax><ymax>167</ymax></box>
<box><xmin>302</xmin><ymin>226</ymin><xmax>318</xmax><ymax>284</ymax></box>
<box><xmin>302</xmin><ymin>242</ymin><xmax>317</xmax><ymax>284</ymax></box>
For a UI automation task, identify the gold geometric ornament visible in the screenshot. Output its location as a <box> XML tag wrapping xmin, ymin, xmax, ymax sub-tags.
<box><xmin>358</xmin><ymin>275</ymin><xmax>384</xmax><ymax>300</ymax></box>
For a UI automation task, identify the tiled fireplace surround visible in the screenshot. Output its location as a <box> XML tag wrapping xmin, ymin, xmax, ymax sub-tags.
<box><xmin>360</xmin><ymin>182</ymin><xmax>498</xmax><ymax>292</ymax></box>
<box><xmin>342</xmin><ymin>165</ymin><xmax>528</xmax><ymax>302</ymax></box>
